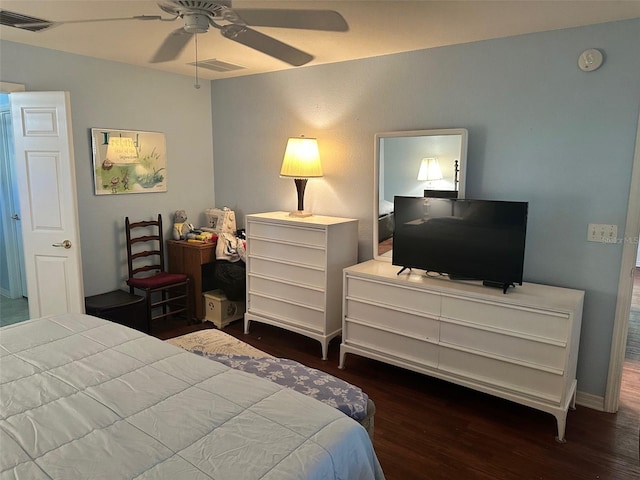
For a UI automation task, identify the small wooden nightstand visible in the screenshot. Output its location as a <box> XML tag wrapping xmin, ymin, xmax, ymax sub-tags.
<box><xmin>85</xmin><ymin>290</ymin><xmax>146</xmax><ymax>331</ymax></box>
<box><xmin>166</xmin><ymin>240</ymin><xmax>217</xmax><ymax>321</ymax></box>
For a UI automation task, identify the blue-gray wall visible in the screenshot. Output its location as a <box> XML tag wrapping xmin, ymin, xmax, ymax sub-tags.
<box><xmin>211</xmin><ymin>18</ymin><xmax>640</xmax><ymax>398</ymax></box>
<box><xmin>0</xmin><ymin>41</ymin><xmax>215</xmax><ymax>297</ymax></box>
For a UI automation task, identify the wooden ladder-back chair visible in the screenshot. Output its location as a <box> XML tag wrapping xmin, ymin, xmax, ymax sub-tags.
<box><xmin>125</xmin><ymin>214</ymin><xmax>192</xmax><ymax>333</ymax></box>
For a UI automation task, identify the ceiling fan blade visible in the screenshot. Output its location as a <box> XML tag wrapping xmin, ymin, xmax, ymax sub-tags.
<box><xmin>221</xmin><ymin>24</ymin><xmax>313</xmax><ymax>67</ymax></box>
<box><xmin>232</xmin><ymin>9</ymin><xmax>348</xmax><ymax>32</ymax></box>
<box><xmin>150</xmin><ymin>28</ymin><xmax>193</xmax><ymax>63</ymax></box>
<box><xmin>9</xmin><ymin>15</ymin><xmax>164</xmax><ymax>31</ymax></box>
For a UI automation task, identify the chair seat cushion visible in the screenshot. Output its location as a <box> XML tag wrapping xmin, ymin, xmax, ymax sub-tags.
<box><xmin>127</xmin><ymin>272</ymin><xmax>188</xmax><ymax>290</ymax></box>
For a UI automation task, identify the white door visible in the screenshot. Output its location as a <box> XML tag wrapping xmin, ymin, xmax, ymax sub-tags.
<box><xmin>10</xmin><ymin>91</ymin><xmax>85</xmax><ymax>318</ymax></box>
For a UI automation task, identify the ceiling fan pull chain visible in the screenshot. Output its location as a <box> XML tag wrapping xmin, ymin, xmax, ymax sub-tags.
<box><xmin>194</xmin><ymin>32</ymin><xmax>200</xmax><ymax>89</ymax></box>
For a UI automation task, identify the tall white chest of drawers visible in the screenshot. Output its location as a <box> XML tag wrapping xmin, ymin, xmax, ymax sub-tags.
<box><xmin>341</xmin><ymin>260</ymin><xmax>584</xmax><ymax>441</ymax></box>
<box><xmin>245</xmin><ymin>212</ymin><xmax>358</xmax><ymax>359</ymax></box>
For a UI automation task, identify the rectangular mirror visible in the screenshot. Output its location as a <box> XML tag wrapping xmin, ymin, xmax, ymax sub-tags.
<box><xmin>374</xmin><ymin>128</ymin><xmax>468</xmax><ymax>261</ymax></box>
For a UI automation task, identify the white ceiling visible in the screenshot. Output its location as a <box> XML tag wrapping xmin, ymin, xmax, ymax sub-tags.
<box><xmin>1</xmin><ymin>1</ymin><xmax>639</xmax><ymax>80</ymax></box>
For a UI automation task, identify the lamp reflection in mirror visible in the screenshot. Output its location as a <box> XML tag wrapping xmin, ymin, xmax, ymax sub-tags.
<box><xmin>280</xmin><ymin>136</ymin><xmax>323</xmax><ymax>217</ymax></box>
<box><xmin>417</xmin><ymin>157</ymin><xmax>443</xmax><ymax>185</ymax></box>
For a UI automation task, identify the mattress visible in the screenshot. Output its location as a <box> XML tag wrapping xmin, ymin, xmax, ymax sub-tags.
<box><xmin>0</xmin><ymin>313</ymin><xmax>385</xmax><ymax>480</ymax></box>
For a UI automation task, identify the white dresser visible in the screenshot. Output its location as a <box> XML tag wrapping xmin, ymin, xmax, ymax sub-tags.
<box><xmin>341</xmin><ymin>259</ymin><xmax>584</xmax><ymax>441</ymax></box>
<box><xmin>245</xmin><ymin>212</ymin><xmax>358</xmax><ymax>359</ymax></box>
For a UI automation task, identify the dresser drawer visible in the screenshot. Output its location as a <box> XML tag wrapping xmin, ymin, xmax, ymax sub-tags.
<box><xmin>249</xmin><ymin>257</ymin><xmax>325</xmax><ymax>288</ymax></box>
<box><xmin>344</xmin><ymin>321</ymin><xmax>438</xmax><ymax>368</ymax></box>
<box><xmin>249</xmin><ymin>276</ymin><xmax>324</xmax><ymax>309</ymax></box>
<box><xmin>346</xmin><ymin>276</ymin><xmax>440</xmax><ymax>315</ymax></box>
<box><xmin>345</xmin><ymin>298</ymin><xmax>439</xmax><ymax>342</ymax></box>
<box><xmin>249</xmin><ymin>222</ymin><xmax>326</xmax><ymax>247</ymax></box>
<box><xmin>438</xmin><ymin>346</ymin><xmax>564</xmax><ymax>404</ymax></box>
<box><xmin>441</xmin><ymin>296</ymin><xmax>569</xmax><ymax>342</ymax></box>
<box><xmin>248</xmin><ymin>294</ymin><xmax>324</xmax><ymax>332</ymax></box>
<box><xmin>440</xmin><ymin>321</ymin><xmax>566</xmax><ymax>371</ymax></box>
<box><xmin>249</xmin><ymin>238</ymin><xmax>325</xmax><ymax>267</ymax></box>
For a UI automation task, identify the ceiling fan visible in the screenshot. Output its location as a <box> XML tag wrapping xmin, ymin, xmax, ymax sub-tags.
<box><xmin>5</xmin><ymin>0</ymin><xmax>349</xmax><ymax>67</ymax></box>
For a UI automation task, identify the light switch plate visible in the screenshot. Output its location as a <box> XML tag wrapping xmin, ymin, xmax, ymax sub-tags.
<box><xmin>587</xmin><ymin>223</ymin><xmax>618</xmax><ymax>243</ymax></box>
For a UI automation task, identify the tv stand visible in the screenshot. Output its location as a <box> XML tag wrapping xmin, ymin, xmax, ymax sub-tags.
<box><xmin>482</xmin><ymin>280</ymin><xmax>515</xmax><ymax>293</ymax></box>
<box><xmin>396</xmin><ymin>266</ymin><xmax>412</xmax><ymax>275</ymax></box>
<box><xmin>341</xmin><ymin>260</ymin><xmax>584</xmax><ymax>442</ymax></box>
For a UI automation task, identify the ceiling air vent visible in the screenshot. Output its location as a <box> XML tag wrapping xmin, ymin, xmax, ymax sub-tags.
<box><xmin>0</xmin><ymin>10</ymin><xmax>53</xmax><ymax>32</ymax></box>
<box><xmin>190</xmin><ymin>59</ymin><xmax>246</xmax><ymax>73</ymax></box>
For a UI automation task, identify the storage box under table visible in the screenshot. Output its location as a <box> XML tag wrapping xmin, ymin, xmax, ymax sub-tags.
<box><xmin>203</xmin><ymin>289</ymin><xmax>245</xmax><ymax>328</ymax></box>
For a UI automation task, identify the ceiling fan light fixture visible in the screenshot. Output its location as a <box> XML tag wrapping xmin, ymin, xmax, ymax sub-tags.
<box><xmin>184</xmin><ymin>14</ymin><xmax>209</xmax><ymax>33</ymax></box>
<box><xmin>158</xmin><ymin>1</ymin><xmax>228</xmax><ymax>20</ymax></box>
<box><xmin>166</xmin><ymin>1</ymin><xmax>230</xmax><ymax>12</ymax></box>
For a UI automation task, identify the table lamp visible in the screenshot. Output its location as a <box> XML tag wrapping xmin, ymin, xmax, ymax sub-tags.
<box><xmin>280</xmin><ymin>136</ymin><xmax>323</xmax><ymax>217</ymax></box>
<box><xmin>417</xmin><ymin>157</ymin><xmax>443</xmax><ymax>183</ymax></box>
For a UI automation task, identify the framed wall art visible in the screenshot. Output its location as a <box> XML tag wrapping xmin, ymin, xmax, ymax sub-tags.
<box><xmin>91</xmin><ymin>128</ymin><xmax>167</xmax><ymax>195</ymax></box>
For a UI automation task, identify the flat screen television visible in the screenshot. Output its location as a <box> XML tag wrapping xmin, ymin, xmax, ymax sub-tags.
<box><xmin>392</xmin><ymin>196</ymin><xmax>528</xmax><ymax>291</ymax></box>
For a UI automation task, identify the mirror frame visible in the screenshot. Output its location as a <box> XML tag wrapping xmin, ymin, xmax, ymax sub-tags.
<box><xmin>373</xmin><ymin>128</ymin><xmax>469</xmax><ymax>262</ymax></box>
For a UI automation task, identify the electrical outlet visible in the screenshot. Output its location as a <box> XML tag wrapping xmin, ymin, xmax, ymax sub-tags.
<box><xmin>587</xmin><ymin>223</ymin><xmax>618</xmax><ymax>243</ymax></box>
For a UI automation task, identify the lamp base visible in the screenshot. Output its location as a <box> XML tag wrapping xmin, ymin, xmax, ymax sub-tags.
<box><xmin>289</xmin><ymin>210</ymin><xmax>313</xmax><ymax>218</ymax></box>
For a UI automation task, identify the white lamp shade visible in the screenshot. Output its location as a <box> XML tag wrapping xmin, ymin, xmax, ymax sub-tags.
<box><xmin>280</xmin><ymin>137</ymin><xmax>323</xmax><ymax>178</ymax></box>
<box><xmin>417</xmin><ymin>157</ymin><xmax>443</xmax><ymax>181</ymax></box>
<box><xmin>106</xmin><ymin>137</ymin><xmax>138</xmax><ymax>164</ymax></box>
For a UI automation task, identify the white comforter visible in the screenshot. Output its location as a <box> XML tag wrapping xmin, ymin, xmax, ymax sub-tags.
<box><xmin>0</xmin><ymin>314</ymin><xmax>385</xmax><ymax>480</ymax></box>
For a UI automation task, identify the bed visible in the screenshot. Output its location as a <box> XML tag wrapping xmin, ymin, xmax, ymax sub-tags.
<box><xmin>0</xmin><ymin>313</ymin><xmax>385</xmax><ymax>480</ymax></box>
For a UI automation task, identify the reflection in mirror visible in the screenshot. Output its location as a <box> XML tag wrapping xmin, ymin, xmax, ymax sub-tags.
<box><xmin>374</xmin><ymin>128</ymin><xmax>468</xmax><ymax>261</ymax></box>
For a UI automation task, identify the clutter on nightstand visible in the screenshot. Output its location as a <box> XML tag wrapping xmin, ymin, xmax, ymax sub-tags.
<box><xmin>186</xmin><ymin>230</ymin><xmax>216</xmax><ymax>243</ymax></box>
<box><xmin>204</xmin><ymin>207</ymin><xmax>236</xmax><ymax>235</ymax></box>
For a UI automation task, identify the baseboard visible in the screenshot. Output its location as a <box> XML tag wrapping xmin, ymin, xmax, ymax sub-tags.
<box><xmin>575</xmin><ymin>390</ymin><xmax>605</xmax><ymax>411</ymax></box>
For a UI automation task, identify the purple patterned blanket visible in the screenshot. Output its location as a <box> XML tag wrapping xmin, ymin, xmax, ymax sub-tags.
<box><xmin>191</xmin><ymin>351</ymin><xmax>369</xmax><ymax>421</ymax></box>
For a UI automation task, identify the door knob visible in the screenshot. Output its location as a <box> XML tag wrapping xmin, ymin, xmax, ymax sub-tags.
<box><xmin>52</xmin><ymin>240</ymin><xmax>72</xmax><ymax>249</ymax></box>
<box><xmin>11</xmin><ymin>214</ymin><xmax>20</xmax><ymax>220</ymax></box>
